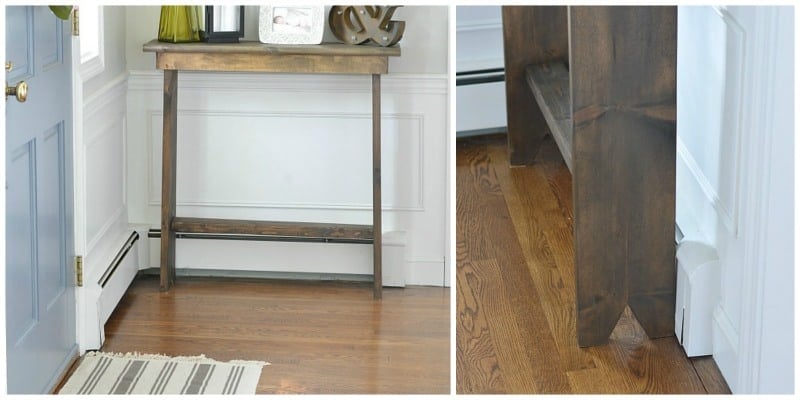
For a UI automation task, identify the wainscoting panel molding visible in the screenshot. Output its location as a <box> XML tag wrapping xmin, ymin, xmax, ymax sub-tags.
<box><xmin>127</xmin><ymin>71</ymin><xmax>448</xmax><ymax>286</ymax></box>
<box><xmin>78</xmin><ymin>74</ymin><xmax>140</xmax><ymax>351</ymax></box>
<box><xmin>83</xmin><ymin>75</ymin><xmax>128</xmax><ymax>257</ymax></box>
<box><xmin>676</xmin><ymin>6</ymin><xmax>746</xmax><ymax>237</ymax></box>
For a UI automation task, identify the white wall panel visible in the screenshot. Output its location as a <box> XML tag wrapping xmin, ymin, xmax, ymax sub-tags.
<box><xmin>81</xmin><ymin>75</ymin><xmax>128</xmax><ymax>270</ymax></box>
<box><xmin>455</xmin><ymin>6</ymin><xmax>503</xmax><ymax>72</ymax></box>
<box><xmin>76</xmin><ymin>73</ymin><xmax>134</xmax><ymax>351</ymax></box>
<box><xmin>677</xmin><ymin>6</ymin><xmax>745</xmax><ymax>237</ymax></box>
<box><xmin>145</xmin><ymin>111</ymin><xmax>423</xmax><ymax>212</ymax></box>
<box><xmin>455</xmin><ymin>6</ymin><xmax>506</xmax><ymax>133</ymax></box>
<box><xmin>677</xmin><ymin>6</ymin><xmax>794</xmax><ymax>393</ymax></box>
<box><xmin>127</xmin><ymin>72</ymin><xmax>448</xmax><ymax>286</ymax></box>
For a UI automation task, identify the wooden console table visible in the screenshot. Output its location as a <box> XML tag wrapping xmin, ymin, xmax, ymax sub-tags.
<box><xmin>502</xmin><ymin>7</ymin><xmax>677</xmax><ymax>346</ymax></box>
<box><xmin>143</xmin><ymin>40</ymin><xmax>401</xmax><ymax>298</ymax></box>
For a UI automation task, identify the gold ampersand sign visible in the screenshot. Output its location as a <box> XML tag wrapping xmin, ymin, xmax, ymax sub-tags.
<box><xmin>329</xmin><ymin>6</ymin><xmax>405</xmax><ymax>47</ymax></box>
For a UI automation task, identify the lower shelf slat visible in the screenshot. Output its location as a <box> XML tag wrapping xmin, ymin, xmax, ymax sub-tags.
<box><xmin>525</xmin><ymin>62</ymin><xmax>574</xmax><ymax>173</ymax></box>
<box><xmin>170</xmin><ymin>217</ymin><xmax>375</xmax><ymax>244</ymax></box>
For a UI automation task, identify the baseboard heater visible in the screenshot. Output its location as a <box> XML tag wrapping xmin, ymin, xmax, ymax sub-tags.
<box><xmin>147</xmin><ymin>228</ymin><xmax>370</xmax><ymax>244</ymax></box>
<box><xmin>84</xmin><ymin>230</ymin><xmax>143</xmax><ymax>350</ymax></box>
<box><xmin>98</xmin><ymin>232</ymin><xmax>139</xmax><ymax>288</ymax></box>
<box><xmin>456</xmin><ymin>67</ymin><xmax>508</xmax><ymax>138</ymax></box>
<box><xmin>456</xmin><ymin>67</ymin><xmax>505</xmax><ymax>86</ymax></box>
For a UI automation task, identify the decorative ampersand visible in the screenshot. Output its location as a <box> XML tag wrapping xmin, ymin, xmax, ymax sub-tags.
<box><xmin>329</xmin><ymin>6</ymin><xmax>405</xmax><ymax>47</ymax></box>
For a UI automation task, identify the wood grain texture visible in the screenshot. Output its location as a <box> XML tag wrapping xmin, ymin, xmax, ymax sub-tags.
<box><xmin>569</xmin><ymin>6</ymin><xmax>677</xmax><ymax>346</ymax></box>
<box><xmin>171</xmin><ymin>217</ymin><xmax>373</xmax><ymax>242</ymax></box>
<box><xmin>525</xmin><ymin>62</ymin><xmax>573</xmax><ymax>172</ymax></box>
<box><xmin>156</xmin><ymin>52</ymin><xmax>389</xmax><ymax>74</ymax></box>
<box><xmin>143</xmin><ymin>39</ymin><xmax>401</xmax><ymax>56</ymax></box>
<box><xmin>692</xmin><ymin>356</ymin><xmax>732</xmax><ymax>394</ymax></box>
<box><xmin>456</xmin><ymin>134</ymin><xmax>729</xmax><ymax>394</ymax></box>
<box><xmin>501</xmin><ymin>6</ymin><xmax>568</xmax><ymax>165</ymax></box>
<box><xmin>160</xmin><ymin>69</ymin><xmax>178</xmax><ymax>291</ymax></box>
<box><xmin>456</xmin><ymin>136</ymin><xmax>571</xmax><ymax>394</ymax></box>
<box><xmin>372</xmin><ymin>74</ymin><xmax>382</xmax><ymax>299</ymax></box>
<box><xmin>99</xmin><ymin>275</ymin><xmax>449</xmax><ymax>394</ymax></box>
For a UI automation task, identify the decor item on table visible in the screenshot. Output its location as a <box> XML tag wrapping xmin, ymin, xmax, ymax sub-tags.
<box><xmin>329</xmin><ymin>6</ymin><xmax>405</xmax><ymax>47</ymax></box>
<box><xmin>48</xmin><ymin>5</ymin><xmax>72</xmax><ymax>20</ymax></box>
<box><xmin>158</xmin><ymin>5</ymin><xmax>203</xmax><ymax>43</ymax></box>
<box><xmin>258</xmin><ymin>5</ymin><xmax>325</xmax><ymax>45</ymax></box>
<box><xmin>58</xmin><ymin>351</ymin><xmax>269</xmax><ymax>395</ymax></box>
<box><xmin>202</xmin><ymin>5</ymin><xmax>245</xmax><ymax>43</ymax></box>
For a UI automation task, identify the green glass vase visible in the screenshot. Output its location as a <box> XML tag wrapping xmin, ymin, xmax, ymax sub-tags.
<box><xmin>158</xmin><ymin>6</ymin><xmax>202</xmax><ymax>43</ymax></box>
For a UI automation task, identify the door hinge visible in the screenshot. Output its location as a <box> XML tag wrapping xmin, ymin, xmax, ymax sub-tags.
<box><xmin>72</xmin><ymin>8</ymin><xmax>79</xmax><ymax>36</ymax></box>
<box><xmin>75</xmin><ymin>255</ymin><xmax>84</xmax><ymax>287</ymax></box>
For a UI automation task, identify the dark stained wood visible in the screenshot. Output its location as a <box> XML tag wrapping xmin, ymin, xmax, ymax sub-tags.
<box><xmin>372</xmin><ymin>74</ymin><xmax>382</xmax><ymax>299</ymax></box>
<box><xmin>146</xmin><ymin>41</ymin><xmax>396</xmax><ymax>297</ymax></box>
<box><xmin>98</xmin><ymin>275</ymin><xmax>449</xmax><ymax>394</ymax></box>
<box><xmin>143</xmin><ymin>39</ymin><xmax>401</xmax><ymax>56</ymax></box>
<box><xmin>156</xmin><ymin>52</ymin><xmax>389</xmax><ymax>75</ymax></box>
<box><xmin>569</xmin><ymin>6</ymin><xmax>677</xmax><ymax>346</ymax></box>
<box><xmin>501</xmin><ymin>6</ymin><xmax>568</xmax><ymax>165</ymax></box>
<box><xmin>525</xmin><ymin>62</ymin><xmax>573</xmax><ymax>172</ymax></box>
<box><xmin>171</xmin><ymin>217</ymin><xmax>374</xmax><ymax>242</ymax></box>
<box><xmin>456</xmin><ymin>134</ymin><xmax>729</xmax><ymax>394</ymax></box>
<box><xmin>143</xmin><ymin>40</ymin><xmax>398</xmax><ymax>75</ymax></box>
<box><xmin>160</xmin><ymin>69</ymin><xmax>178</xmax><ymax>291</ymax></box>
<box><xmin>502</xmin><ymin>6</ymin><xmax>677</xmax><ymax>346</ymax></box>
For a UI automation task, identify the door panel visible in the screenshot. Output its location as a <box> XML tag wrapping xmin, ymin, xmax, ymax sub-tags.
<box><xmin>5</xmin><ymin>7</ymin><xmax>33</xmax><ymax>80</ymax></box>
<box><xmin>6</xmin><ymin>6</ymin><xmax>77</xmax><ymax>394</ymax></box>
<box><xmin>38</xmin><ymin>124</ymin><xmax>68</xmax><ymax>310</ymax></box>
<box><xmin>6</xmin><ymin>142</ymin><xmax>37</xmax><ymax>342</ymax></box>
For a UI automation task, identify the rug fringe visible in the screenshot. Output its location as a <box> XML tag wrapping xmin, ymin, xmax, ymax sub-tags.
<box><xmin>86</xmin><ymin>351</ymin><xmax>269</xmax><ymax>366</ymax></box>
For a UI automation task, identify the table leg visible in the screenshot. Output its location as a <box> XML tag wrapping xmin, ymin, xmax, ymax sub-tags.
<box><xmin>372</xmin><ymin>74</ymin><xmax>382</xmax><ymax>299</ymax></box>
<box><xmin>160</xmin><ymin>69</ymin><xmax>178</xmax><ymax>291</ymax></box>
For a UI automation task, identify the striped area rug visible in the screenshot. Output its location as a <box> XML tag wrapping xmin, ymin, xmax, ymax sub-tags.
<box><xmin>58</xmin><ymin>351</ymin><xmax>268</xmax><ymax>395</ymax></box>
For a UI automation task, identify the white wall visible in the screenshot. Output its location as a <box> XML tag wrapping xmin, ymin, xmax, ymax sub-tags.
<box><xmin>75</xmin><ymin>6</ymin><xmax>138</xmax><ymax>351</ymax></box>
<box><xmin>124</xmin><ymin>6</ymin><xmax>449</xmax><ymax>286</ymax></box>
<box><xmin>676</xmin><ymin>6</ymin><xmax>793</xmax><ymax>393</ymax></box>
<box><xmin>455</xmin><ymin>6</ymin><xmax>503</xmax><ymax>72</ymax></box>
<box><xmin>455</xmin><ymin>5</ymin><xmax>506</xmax><ymax>133</ymax></box>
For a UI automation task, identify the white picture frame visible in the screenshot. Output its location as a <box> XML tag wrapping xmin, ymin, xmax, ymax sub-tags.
<box><xmin>259</xmin><ymin>6</ymin><xmax>325</xmax><ymax>45</ymax></box>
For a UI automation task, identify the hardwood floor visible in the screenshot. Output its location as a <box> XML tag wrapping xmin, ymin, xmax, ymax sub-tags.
<box><xmin>456</xmin><ymin>134</ymin><xmax>731</xmax><ymax>394</ymax></box>
<box><xmin>98</xmin><ymin>275</ymin><xmax>449</xmax><ymax>394</ymax></box>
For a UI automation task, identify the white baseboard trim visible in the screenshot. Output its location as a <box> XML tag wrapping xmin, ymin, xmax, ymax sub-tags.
<box><xmin>144</xmin><ymin>234</ymin><xmax>447</xmax><ymax>287</ymax></box>
<box><xmin>78</xmin><ymin>230</ymin><xmax>140</xmax><ymax>352</ymax></box>
<box><xmin>712</xmin><ymin>305</ymin><xmax>740</xmax><ymax>393</ymax></box>
<box><xmin>407</xmin><ymin>260</ymin><xmax>447</xmax><ymax>287</ymax></box>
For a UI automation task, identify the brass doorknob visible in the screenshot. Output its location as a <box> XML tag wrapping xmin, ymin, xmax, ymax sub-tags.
<box><xmin>6</xmin><ymin>80</ymin><xmax>28</xmax><ymax>102</ymax></box>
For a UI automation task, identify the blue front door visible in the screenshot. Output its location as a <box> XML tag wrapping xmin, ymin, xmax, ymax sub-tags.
<box><xmin>5</xmin><ymin>6</ymin><xmax>77</xmax><ymax>394</ymax></box>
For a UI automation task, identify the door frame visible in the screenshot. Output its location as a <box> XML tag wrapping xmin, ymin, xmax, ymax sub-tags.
<box><xmin>70</xmin><ymin>7</ymin><xmax>90</xmax><ymax>355</ymax></box>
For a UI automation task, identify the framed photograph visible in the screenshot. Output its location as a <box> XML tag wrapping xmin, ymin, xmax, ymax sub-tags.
<box><xmin>259</xmin><ymin>6</ymin><xmax>324</xmax><ymax>45</ymax></box>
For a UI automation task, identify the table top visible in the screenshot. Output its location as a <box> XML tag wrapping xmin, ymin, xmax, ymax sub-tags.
<box><xmin>143</xmin><ymin>39</ymin><xmax>401</xmax><ymax>57</ymax></box>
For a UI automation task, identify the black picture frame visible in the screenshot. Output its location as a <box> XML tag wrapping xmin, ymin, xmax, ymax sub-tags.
<box><xmin>203</xmin><ymin>6</ymin><xmax>245</xmax><ymax>43</ymax></box>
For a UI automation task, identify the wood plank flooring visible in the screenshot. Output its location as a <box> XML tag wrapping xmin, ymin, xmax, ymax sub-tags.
<box><xmin>456</xmin><ymin>134</ymin><xmax>731</xmax><ymax>394</ymax></box>
<box><xmin>98</xmin><ymin>275</ymin><xmax>449</xmax><ymax>394</ymax></box>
